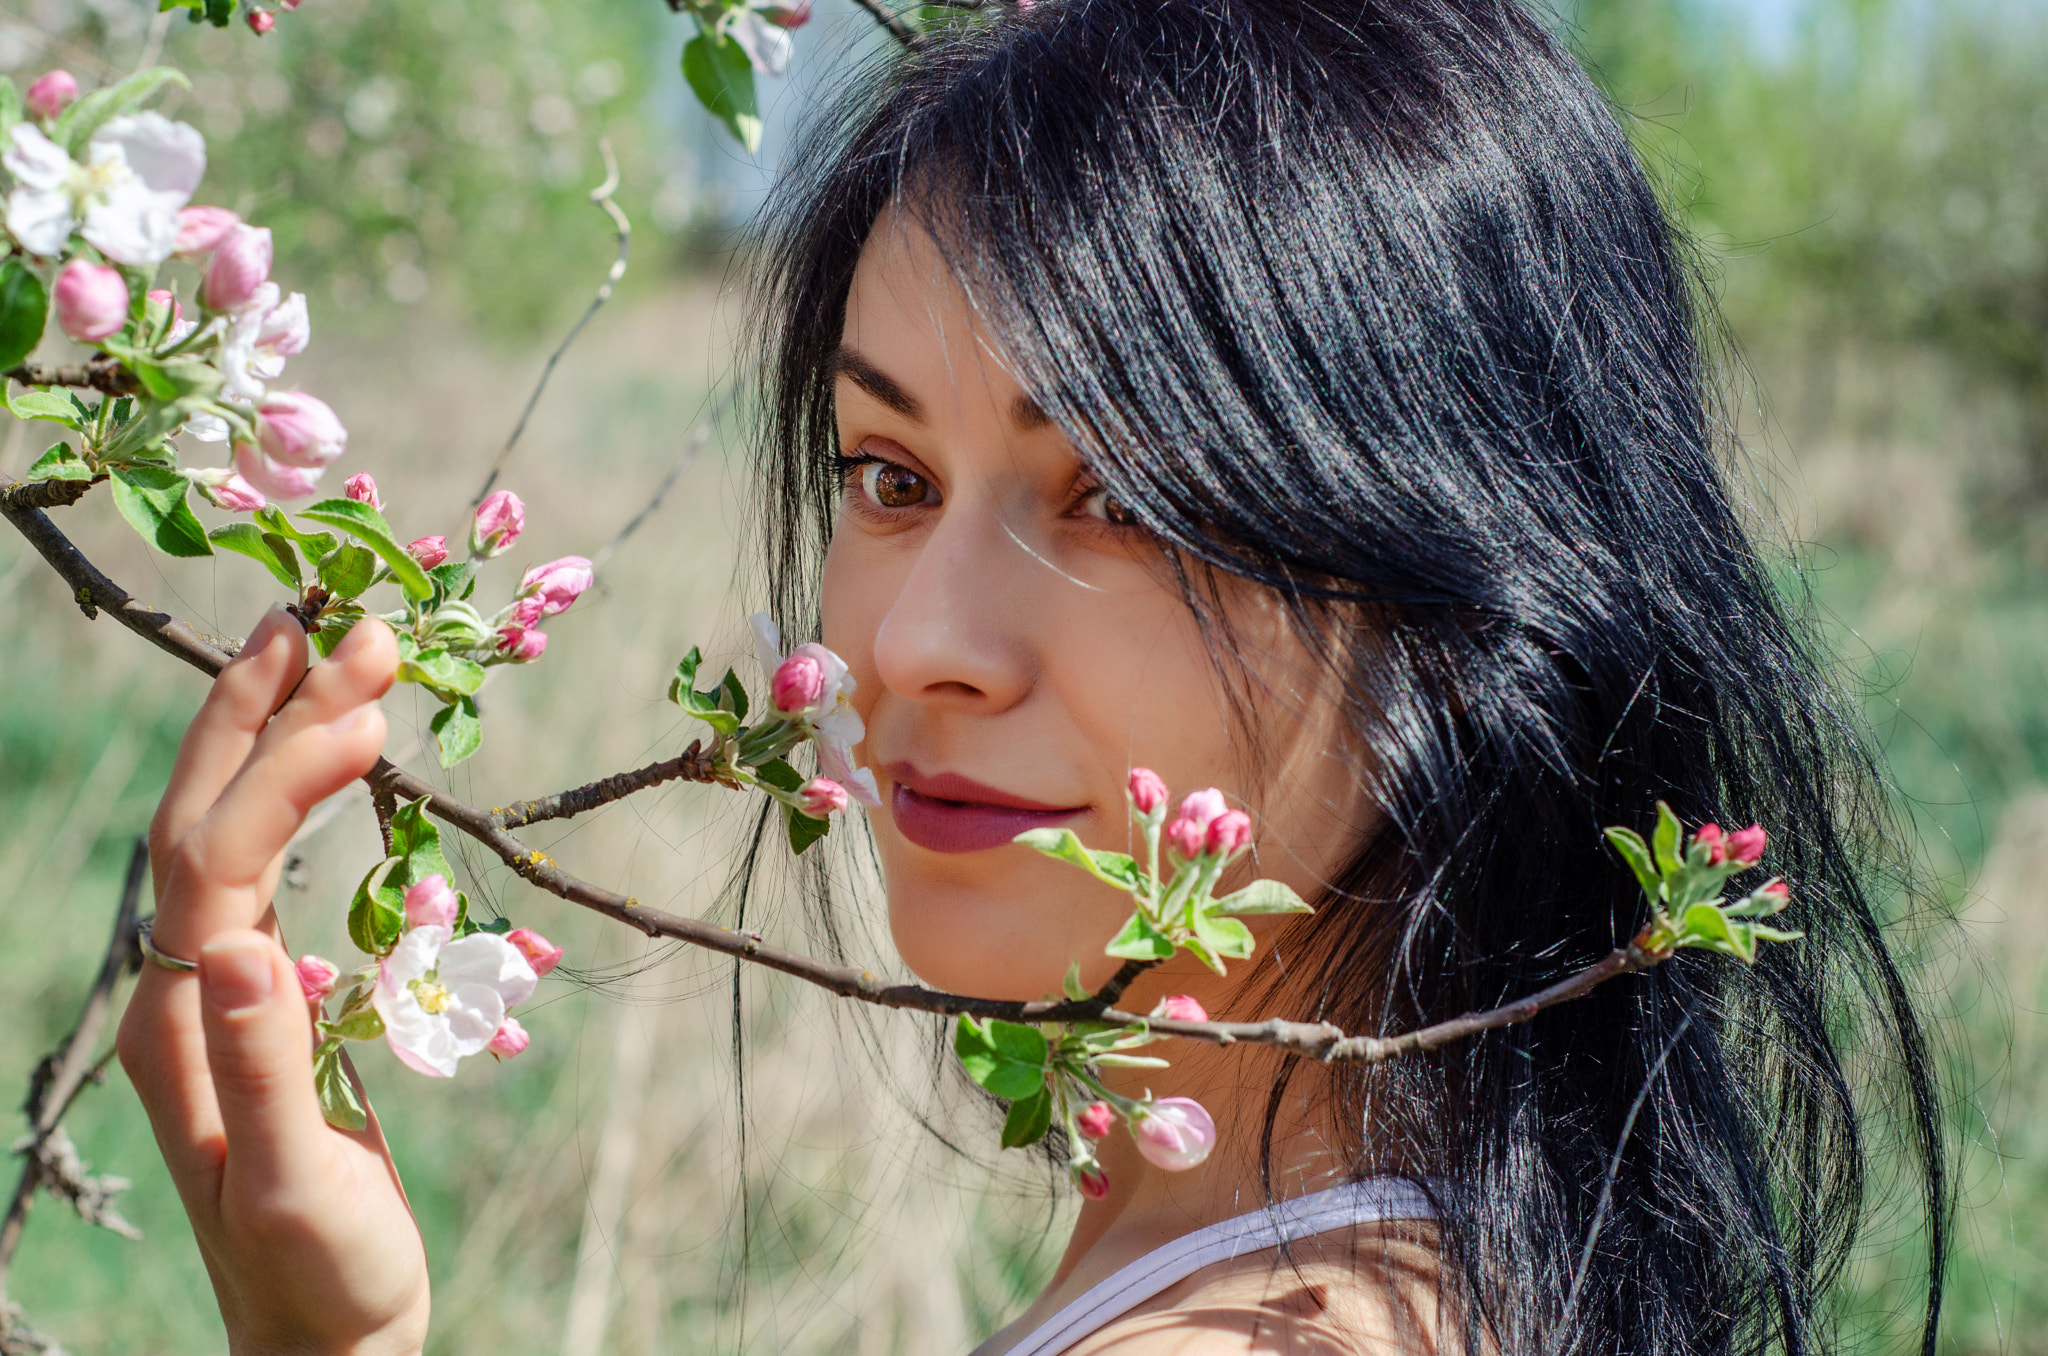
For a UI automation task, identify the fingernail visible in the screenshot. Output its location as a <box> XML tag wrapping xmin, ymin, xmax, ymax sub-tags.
<box><xmin>234</xmin><ymin>607</ymin><xmax>290</xmax><ymax>663</ymax></box>
<box><xmin>324</xmin><ymin>704</ymin><xmax>379</xmax><ymax>737</ymax></box>
<box><xmin>326</xmin><ymin>618</ymin><xmax>373</xmax><ymax>662</ymax></box>
<box><xmin>200</xmin><ymin>937</ymin><xmax>276</xmax><ymax>1013</ymax></box>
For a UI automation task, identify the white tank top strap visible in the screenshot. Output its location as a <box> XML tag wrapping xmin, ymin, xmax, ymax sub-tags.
<box><xmin>999</xmin><ymin>1177</ymin><xmax>1439</xmax><ymax>1356</ymax></box>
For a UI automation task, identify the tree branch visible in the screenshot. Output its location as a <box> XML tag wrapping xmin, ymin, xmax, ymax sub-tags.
<box><xmin>848</xmin><ymin>0</ymin><xmax>921</xmax><ymax>48</ymax></box>
<box><xmin>0</xmin><ymin>500</ymin><xmax>1673</xmax><ymax>1063</ymax></box>
<box><xmin>5</xmin><ymin>359</ymin><xmax>137</xmax><ymax>396</ymax></box>
<box><xmin>0</xmin><ymin>477</ymin><xmax>101</xmax><ymax>514</ymax></box>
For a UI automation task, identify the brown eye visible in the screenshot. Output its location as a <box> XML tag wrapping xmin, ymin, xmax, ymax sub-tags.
<box><xmin>1077</xmin><ymin>485</ymin><xmax>1140</xmax><ymax>526</ymax></box>
<box><xmin>860</xmin><ymin>460</ymin><xmax>936</xmax><ymax>509</ymax></box>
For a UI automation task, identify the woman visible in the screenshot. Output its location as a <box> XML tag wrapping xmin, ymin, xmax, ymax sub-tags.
<box><xmin>116</xmin><ymin>0</ymin><xmax>1949</xmax><ymax>1351</ymax></box>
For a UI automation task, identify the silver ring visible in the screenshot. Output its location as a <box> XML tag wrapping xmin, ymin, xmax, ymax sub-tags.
<box><xmin>137</xmin><ymin>918</ymin><xmax>199</xmax><ymax>973</ymax></box>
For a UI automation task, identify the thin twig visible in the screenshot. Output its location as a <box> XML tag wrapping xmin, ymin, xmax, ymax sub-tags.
<box><xmin>5</xmin><ymin>360</ymin><xmax>136</xmax><ymax>396</ymax></box>
<box><xmin>472</xmin><ymin>140</ymin><xmax>632</xmax><ymax>507</ymax></box>
<box><xmin>848</xmin><ymin>0</ymin><xmax>921</xmax><ymax>47</ymax></box>
<box><xmin>372</xmin><ymin>782</ymin><xmax>397</xmax><ymax>857</ymax></box>
<box><xmin>0</xmin><ymin>498</ymin><xmax>1674</xmax><ymax>1061</ymax></box>
<box><xmin>0</xmin><ymin>477</ymin><xmax>102</xmax><ymax>514</ymax></box>
<box><xmin>0</xmin><ymin>839</ymin><xmax>147</xmax><ymax>1294</ymax></box>
<box><xmin>495</xmin><ymin>742</ymin><xmax>721</xmax><ymax>829</ymax></box>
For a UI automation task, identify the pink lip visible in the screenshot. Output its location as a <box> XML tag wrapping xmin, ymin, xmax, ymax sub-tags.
<box><xmin>887</xmin><ymin>763</ymin><xmax>1087</xmax><ymax>855</ymax></box>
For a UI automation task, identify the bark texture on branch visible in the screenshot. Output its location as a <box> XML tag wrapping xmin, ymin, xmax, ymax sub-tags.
<box><xmin>5</xmin><ymin>359</ymin><xmax>138</xmax><ymax>396</ymax></box>
<box><xmin>0</xmin><ymin>477</ymin><xmax>101</xmax><ymax>514</ymax></box>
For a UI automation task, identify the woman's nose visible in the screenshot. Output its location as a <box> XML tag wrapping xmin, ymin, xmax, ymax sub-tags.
<box><xmin>871</xmin><ymin>506</ymin><xmax>1035</xmax><ymax>714</ymax></box>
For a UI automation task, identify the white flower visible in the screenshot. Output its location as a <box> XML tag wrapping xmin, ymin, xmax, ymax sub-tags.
<box><xmin>3</xmin><ymin>114</ymin><xmax>205</xmax><ymax>266</ymax></box>
<box><xmin>216</xmin><ymin>282</ymin><xmax>311</xmax><ymax>399</ymax></box>
<box><xmin>372</xmin><ymin>924</ymin><xmax>538</xmax><ymax>1078</ymax></box>
<box><xmin>749</xmin><ymin>612</ymin><xmax>881</xmax><ymax>807</ymax></box>
<box><xmin>726</xmin><ymin>6</ymin><xmax>794</xmax><ymax>76</ymax></box>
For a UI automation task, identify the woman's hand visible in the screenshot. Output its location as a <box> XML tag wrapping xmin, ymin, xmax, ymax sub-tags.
<box><xmin>117</xmin><ymin>609</ymin><xmax>430</xmax><ymax>1355</ymax></box>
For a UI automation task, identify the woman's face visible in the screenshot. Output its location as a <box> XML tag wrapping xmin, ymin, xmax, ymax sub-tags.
<box><xmin>823</xmin><ymin>210</ymin><xmax>1370</xmax><ymax>1003</ymax></box>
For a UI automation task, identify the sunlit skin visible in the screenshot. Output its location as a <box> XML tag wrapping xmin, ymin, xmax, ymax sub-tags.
<box><xmin>111</xmin><ymin>205</ymin><xmax>1436</xmax><ymax>1356</ymax></box>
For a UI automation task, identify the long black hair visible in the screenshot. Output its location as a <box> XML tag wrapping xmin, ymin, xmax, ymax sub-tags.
<box><xmin>743</xmin><ymin>1</ymin><xmax>1951</xmax><ymax>1352</ymax></box>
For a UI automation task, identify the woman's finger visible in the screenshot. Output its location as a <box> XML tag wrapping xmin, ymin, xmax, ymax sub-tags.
<box><xmin>150</xmin><ymin>609</ymin><xmax>308</xmax><ymax>881</ymax></box>
<box><xmin>233</xmin><ymin>618</ymin><xmax>399</xmax><ymax>771</ymax></box>
<box><xmin>196</xmin><ymin>932</ymin><xmax>330</xmax><ymax>1189</ymax></box>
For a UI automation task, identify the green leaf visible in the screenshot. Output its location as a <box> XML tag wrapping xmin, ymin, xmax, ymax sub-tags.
<box><xmin>253</xmin><ymin>507</ymin><xmax>339</xmax><ymax>560</ymax></box>
<box><xmin>298</xmin><ymin>498</ymin><xmax>434</xmax><ymax>600</ymax></box>
<box><xmin>1189</xmin><ymin>909</ymin><xmax>1255</xmax><ymax>967</ymax></box>
<box><xmin>397</xmin><ymin>645</ymin><xmax>487</xmax><ymax>698</ymax></box>
<box><xmin>1089</xmin><ymin>1053</ymin><xmax>1170</xmax><ymax>1068</ymax></box>
<box><xmin>1062</xmin><ymin>960</ymin><xmax>1088</xmax><ymax>1002</ymax></box>
<box><xmin>1104</xmin><ymin>910</ymin><xmax>1177</xmax><ymax>961</ymax></box>
<box><xmin>428</xmin><ymin>560</ymin><xmax>474</xmax><ymax>599</ymax></box>
<box><xmin>430</xmin><ymin>696</ymin><xmax>483</xmax><ymax>768</ymax></box>
<box><xmin>952</xmin><ymin>1017</ymin><xmax>1049</xmax><ymax>1100</ymax></box>
<box><xmin>682</xmin><ymin>32</ymin><xmax>762</xmax><ymax>151</ymax></box>
<box><xmin>1749</xmin><ymin>924</ymin><xmax>1805</xmax><ymax>946</ymax></box>
<box><xmin>261</xmin><ymin>532</ymin><xmax>303</xmax><ymax>586</ymax></box>
<box><xmin>390</xmin><ymin>798</ymin><xmax>453</xmax><ymax>887</ymax></box>
<box><xmin>667</xmin><ymin>647</ymin><xmax>741</xmax><ymax>734</ymax></box>
<box><xmin>208</xmin><ymin>522</ymin><xmax>300</xmax><ymax>588</ymax></box>
<box><xmin>313</xmin><ymin>1041</ymin><xmax>367</xmax><ymax>1132</ymax></box>
<box><xmin>1681</xmin><ymin>901</ymin><xmax>1747</xmax><ymax>961</ymax></box>
<box><xmin>315</xmin><ymin>542</ymin><xmax>377</xmax><ymax>599</ymax></box>
<box><xmin>1000</xmin><ymin>1088</ymin><xmax>1053</xmax><ymax>1149</ymax></box>
<box><xmin>309</xmin><ymin>605</ymin><xmax>365</xmax><ymax>659</ymax></box>
<box><xmin>0</xmin><ymin>261</ymin><xmax>47</xmax><ymax>372</ymax></box>
<box><xmin>52</xmin><ymin>67</ymin><xmax>191</xmax><ymax>155</ymax></box>
<box><xmin>1603</xmin><ymin>826</ymin><xmax>1661</xmax><ymax>901</ymax></box>
<box><xmin>1651</xmin><ymin>801</ymin><xmax>1683</xmax><ymax>878</ymax></box>
<box><xmin>327</xmin><ymin>1005</ymin><xmax>385</xmax><ymax>1042</ymax></box>
<box><xmin>1012</xmin><ymin>827</ymin><xmax>1143</xmax><ymax>893</ymax></box>
<box><xmin>1208</xmin><ymin>879</ymin><xmax>1313</xmax><ymax>916</ymax></box>
<box><xmin>24</xmin><ymin>443</ymin><xmax>90</xmax><ymax>482</ymax></box>
<box><xmin>785</xmin><ymin>801</ymin><xmax>830</xmax><ymax>855</ymax></box>
<box><xmin>753</xmin><ymin>758</ymin><xmax>802</xmax><ymax>793</ymax></box>
<box><xmin>720</xmin><ymin>667</ymin><xmax>749</xmax><ymax>722</ymax></box>
<box><xmin>130</xmin><ymin>357</ymin><xmax>222</xmax><ymax>401</ymax></box>
<box><xmin>347</xmin><ymin>857</ymin><xmax>406</xmax><ymax>956</ymax></box>
<box><xmin>110</xmin><ymin>464</ymin><xmax>211</xmax><ymax>557</ymax></box>
<box><xmin>5</xmin><ymin>386</ymin><xmax>83</xmax><ymax>429</ymax></box>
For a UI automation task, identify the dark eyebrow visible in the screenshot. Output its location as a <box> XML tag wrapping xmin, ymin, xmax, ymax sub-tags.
<box><xmin>829</xmin><ymin>344</ymin><xmax>922</xmax><ymax>421</ymax></box>
<box><xmin>1010</xmin><ymin>393</ymin><xmax>1053</xmax><ymax>431</ymax></box>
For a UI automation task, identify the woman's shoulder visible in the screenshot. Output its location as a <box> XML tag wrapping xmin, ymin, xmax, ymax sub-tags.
<box><xmin>1060</xmin><ymin>1221</ymin><xmax>1447</xmax><ymax>1356</ymax></box>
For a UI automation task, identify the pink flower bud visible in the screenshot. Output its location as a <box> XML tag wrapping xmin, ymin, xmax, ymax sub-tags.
<box><xmin>295</xmin><ymin>953</ymin><xmax>340</xmax><ymax>1002</ymax></box>
<box><xmin>53</xmin><ymin>260</ymin><xmax>128</xmax><ymax>342</ymax></box>
<box><xmin>1204</xmin><ymin>808</ymin><xmax>1251</xmax><ymax>857</ymax></box>
<box><xmin>255</xmin><ymin>390</ymin><xmax>347</xmax><ymax>469</ymax></box>
<box><xmin>764</xmin><ymin>0</ymin><xmax>811</xmax><ymax>26</ymax></box>
<box><xmin>518</xmin><ymin>555</ymin><xmax>594</xmax><ymax>618</ymax></box>
<box><xmin>1693</xmin><ymin>822</ymin><xmax>1726</xmax><ymax>865</ymax></box>
<box><xmin>1126</xmin><ymin>767</ymin><xmax>1168</xmax><ymax>816</ymax></box>
<box><xmin>1076</xmin><ymin>1102</ymin><xmax>1114</xmax><ymax>1139</ymax></box>
<box><xmin>175</xmin><ymin>205</ymin><xmax>241</xmax><ymax>258</ymax></box>
<box><xmin>1153</xmin><ymin>994</ymin><xmax>1208</xmax><ymax>1024</ymax></box>
<box><xmin>403</xmin><ymin>873</ymin><xmax>459</xmax><ymax>929</ymax></box>
<box><xmin>1133</xmin><ymin>1097</ymin><xmax>1216</xmax><ymax>1172</ymax></box>
<box><xmin>197</xmin><ymin>471</ymin><xmax>267</xmax><ymax>513</ymax></box>
<box><xmin>1165</xmin><ymin>787</ymin><xmax>1228</xmax><ymax>859</ymax></box>
<box><xmin>202</xmin><ymin>224</ymin><xmax>273</xmax><ymax>311</ymax></box>
<box><xmin>488</xmin><ymin>1016</ymin><xmax>530</xmax><ymax>1058</ymax></box>
<box><xmin>246</xmin><ymin>7</ymin><xmax>275</xmax><ymax>33</ymax></box>
<box><xmin>772</xmin><ymin>652</ymin><xmax>826</xmax><ymax>712</ymax></box>
<box><xmin>798</xmin><ymin>777</ymin><xmax>848</xmax><ymax>818</ymax></box>
<box><xmin>406</xmin><ymin>535</ymin><xmax>448</xmax><ymax>569</ymax></box>
<box><xmin>1073</xmin><ymin>1162</ymin><xmax>1110</xmax><ymax>1199</ymax></box>
<box><xmin>496</xmin><ymin>625</ymin><xmax>547</xmax><ymax>661</ymax></box>
<box><xmin>25</xmin><ymin>70</ymin><xmax>78</xmax><ymax>121</ymax></box>
<box><xmin>232</xmin><ymin>442</ymin><xmax>322</xmax><ymax>500</ymax></box>
<box><xmin>507</xmin><ymin>927</ymin><xmax>563</xmax><ymax>977</ymax></box>
<box><xmin>145</xmin><ymin>287</ymin><xmax>182</xmax><ymax>326</ymax></box>
<box><xmin>1760</xmin><ymin>880</ymin><xmax>1790</xmax><ymax>904</ymax></box>
<box><xmin>471</xmin><ymin>489</ymin><xmax>525</xmax><ymax>557</ymax></box>
<box><xmin>1726</xmin><ymin>824</ymin><xmax>1767</xmax><ymax>867</ymax></box>
<box><xmin>510</xmin><ymin>595</ymin><xmax>544</xmax><ymax>628</ymax></box>
<box><xmin>343</xmin><ymin>472</ymin><xmax>381</xmax><ymax>510</ymax></box>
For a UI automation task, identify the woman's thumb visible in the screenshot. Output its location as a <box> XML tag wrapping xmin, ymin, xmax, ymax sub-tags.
<box><xmin>199</xmin><ymin>931</ymin><xmax>329</xmax><ymax>1183</ymax></box>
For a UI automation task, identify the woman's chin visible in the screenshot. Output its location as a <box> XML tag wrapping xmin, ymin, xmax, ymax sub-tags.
<box><xmin>887</xmin><ymin>889</ymin><xmax>1124</xmax><ymax>1001</ymax></box>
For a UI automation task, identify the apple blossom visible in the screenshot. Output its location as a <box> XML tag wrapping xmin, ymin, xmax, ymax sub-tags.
<box><xmin>728</xmin><ymin>4</ymin><xmax>795</xmax><ymax>76</ymax></box>
<box><xmin>202</xmin><ymin>223</ymin><xmax>274</xmax><ymax>311</ymax></box>
<box><xmin>295</xmin><ymin>954</ymin><xmax>341</xmax><ymax>1002</ymax></box>
<box><xmin>371</xmin><ymin>924</ymin><xmax>538</xmax><ymax>1078</ymax></box>
<box><xmin>1166</xmin><ymin>787</ymin><xmax>1228</xmax><ymax>859</ymax></box>
<box><xmin>1076</xmin><ymin>1102</ymin><xmax>1114</xmax><ymax>1139</ymax></box>
<box><xmin>1204</xmin><ymin>808</ymin><xmax>1251</xmax><ymax>856</ymax></box>
<box><xmin>344</xmin><ymin>472</ymin><xmax>381</xmax><ymax>509</ymax></box>
<box><xmin>254</xmin><ymin>390</ymin><xmax>346</xmax><ymax>468</ymax></box>
<box><xmin>1725</xmin><ymin>824</ymin><xmax>1767</xmax><ymax>866</ymax></box>
<box><xmin>750</xmin><ymin>612</ymin><xmax>881</xmax><ymax>807</ymax></box>
<box><xmin>246</xmin><ymin>6</ymin><xmax>275</xmax><ymax>32</ymax></box>
<box><xmin>488</xmin><ymin>1017</ymin><xmax>530</xmax><ymax>1058</ymax></box>
<box><xmin>471</xmin><ymin>490</ymin><xmax>525</xmax><ymax>557</ymax></box>
<box><xmin>1074</xmin><ymin>1163</ymin><xmax>1110</xmax><ymax>1199</ymax></box>
<box><xmin>4</xmin><ymin>113</ymin><xmax>205</xmax><ymax>265</ymax></box>
<box><xmin>1693</xmin><ymin>823</ymin><xmax>1726</xmax><ymax>865</ymax></box>
<box><xmin>219</xmin><ymin>283</ymin><xmax>310</xmax><ymax>399</ymax></box>
<box><xmin>772</xmin><ymin>653</ymin><xmax>825</xmax><ymax>712</ymax></box>
<box><xmin>506</xmin><ymin>927</ymin><xmax>564</xmax><ymax>977</ymax></box>
<box><xmin>764</xmin><ymin>0</ymin><xmax>812</xmax><ymax>26</ymax></box>
<box><xmin>496</xmin><ymin>625</ymin><xmax>547</xmax><ymax>660</ymax></box>
<box><xmin>1760</xmin><ymin>880</ymin><xmax>1790</xmax><ymax>904</ymax></box>
<box><xmin>798</xmin><ymin>777</ymin><xmax>848</xmax><ymax>818</ymax></box>
<box><xmin>407</xmin><ymin>535</ymin><xmax>449</xmax><ymax>568</ymax></box>
<box><xmin>1127</xmin><ymin>766</ymin><xmax>1168</xmax><ymax>816</ymax></box>
<box><xmin>1133</xmin><ymin>1097</ymin><xmax>1216</xmax><ymax>1171</ymax></box>
<box><xmin>191</xmin><ymin>469</ymin><xmax>266</xmax><ymax>512</ymax></box>
<box><xmin>517</xmin><ymin>556</ymin><xmax>594</xmax><ymax>617</ymax></box>
<box><xmin>403</xmin><ymin>873</ymin><xmax>459</xmax><ymax>929</ymax></box>
<box><xmin>52</xmin><ymin>260</ymin><xmax>129</xmax><ymax>342</ymax></box>
<box><xmin>509</xmin><ymin>595</ymin><xmax>544</xmax><ymax>628</ymax></box>
<box><xmin>174</xmin><ymin>204</ymin><xmax>239</xmax><ymax>257</ymax></box>
<box><xmin>232</xmin><ymin>441</ymin><xmax>323</xmax><ymax>500</ymax></box>
<box><xmin>24</xmin><ymin>70</ymin><xmax>77</xmax><ymax>121</ymax></box>
<box><xmin>1153</xmin><ymin>995</ymin><xmax>1208</xmax><ymax>1024</ymax></box>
